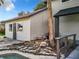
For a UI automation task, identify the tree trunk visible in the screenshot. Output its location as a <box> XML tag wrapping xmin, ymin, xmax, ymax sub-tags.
<box><xmin>47</xmin><ymin>0</ymin><xmax>55</xmax><ymax>47</ymax></box>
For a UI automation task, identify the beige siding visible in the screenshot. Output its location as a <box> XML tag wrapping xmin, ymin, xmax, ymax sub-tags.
<box><xmin>52</xmin><ymin>0</ymin><xmax>62</xmax><ymax>15</ymax></box>
<box><xmin>52</xmin><ymin>0</ymin><xmax>79</xmax><ymax>14</ymax></box>
<box><xmin>62</xmin><ymin>0</ymin><xmax>79</xmax><ymax>9</ymax></box>
<box><xmin>60</xmin><ymin>14</ymin><xmax>79</xmax><ymax>40</ymax></box>
<box><xmin>30</xmin><ymin>10</ymin><xmax>48</xmax><ymax>40</ymax></box>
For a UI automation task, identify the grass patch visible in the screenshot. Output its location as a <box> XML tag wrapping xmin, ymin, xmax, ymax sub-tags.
<box><xmin>0</xmin><ymin>31</ymin><xmax>5</xmax><ymax>36</ymax></box>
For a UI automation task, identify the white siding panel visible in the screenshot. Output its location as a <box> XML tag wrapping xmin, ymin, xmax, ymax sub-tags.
<box><xmin>16</xmin><ymin>20</ymin><xmax>30</xmax><ymax>41</ymax></box>
<box><xmin>5</xmin><ymin>23</ymin><xmax>13</xmax><ymax>39</ymax></box>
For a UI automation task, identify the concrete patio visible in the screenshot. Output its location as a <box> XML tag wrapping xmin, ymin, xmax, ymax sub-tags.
<box><xmin>0</xmin><ymin>50</ymin><xmax>57</xmax><ymax>59</ymax></box>
<box><xmin>0</xmin><ymin>38</ymin><xmax>22</xmax><ymax>47</ymax></box>
<box><xmin>66</xmin><ymin>46</ymin><xmax>79</xmax><ymax>59</ymax></box>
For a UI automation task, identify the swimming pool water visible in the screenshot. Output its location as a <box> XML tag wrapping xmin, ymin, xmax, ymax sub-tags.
<box><xmin>0</xmin><ymin>53</ymin><xmax>29</xmax><ymax>59</ymax></box>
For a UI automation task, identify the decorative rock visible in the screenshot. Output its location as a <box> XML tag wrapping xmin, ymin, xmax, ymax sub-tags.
<box><xmin>39</xmin><ymin>51</ymin><xmax>49</xmax><ymax>55</ymax></box>
<box><xmin>0</xmin><ymin>40</ymin><xmax>58</xmax><ymax>56</ymax></box>
<box><xmin>40</xmin><ymin>41</ymin><xmax>48</xmax><ymax>48</ymax></box>
<box><xmin>46</xmin><ymin>47</ymin><xmax>53</xmax><ymax>51</ymax></box>
<box><xmin>51</xmin><ymin>51</ymin><xmax>57</xmax><ymax>56</ymax></box>
<box><xmin>28</xmin><ymin>50</ymin><xmax>36</xmax><ymax>53</ymax></box>
<box><xmin>43</xmin><ymin>49</ymin><xmax>52</xmax><ymax>53</ymax></box>
<box><xmin>28</xmin><ymin>47</ymin><xmax>33</xmax><ymax>50</ymax></box>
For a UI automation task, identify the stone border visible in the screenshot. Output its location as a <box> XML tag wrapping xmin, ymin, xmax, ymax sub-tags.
<box><xmin>0</xmin><ymin>50</ymin><xmax>57</xmax><ymax>59</ymax></box>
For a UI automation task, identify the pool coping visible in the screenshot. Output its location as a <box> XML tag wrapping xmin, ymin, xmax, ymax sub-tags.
<box><xmin>0</xmin><ymin>50</ymin><xmax>58</xmax><ymax>59</ymax></box>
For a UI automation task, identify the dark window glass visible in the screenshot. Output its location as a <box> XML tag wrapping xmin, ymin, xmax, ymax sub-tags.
<box><xmin>9</xmin><ymin>24</ymin><xmax>12</xmax><ymax>31</ymax></box>
<box><xmin>62</xmin><ymin>0</ymin><xmax>69</xmax><ymax>2</ymax></box>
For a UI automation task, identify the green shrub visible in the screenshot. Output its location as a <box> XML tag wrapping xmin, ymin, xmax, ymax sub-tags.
<box><xmin>0</xmin><ymin>29</ymin><xmax>5</xmax><ymax>36</ymax></box>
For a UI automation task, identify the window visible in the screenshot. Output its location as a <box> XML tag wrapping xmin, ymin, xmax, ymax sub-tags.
<box><xmin>9</xmin><ymin>24</ymin><xmax>12</xmax><ymax>31</ymax></box>
<box><xmin>17</xmin><ymin>24</ymin><xmax>23</xmax><ymax>31</ymax></box>
<box><xmin>62</xmin><ymin>0</ymin><xmax>69</xmax><ymax>2</ymax></box>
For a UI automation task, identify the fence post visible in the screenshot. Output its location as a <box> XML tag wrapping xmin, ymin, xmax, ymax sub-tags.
<box><xmin>64</xmin><ymin>37</ymin><xmax>68</xmax><ymax>57</ymax></box>
<box><xmin>73</xmin><ymin>34</ymin><xmax>76</xmax><ymax>48</ymax></box>
<box><xmin>57</xmin><ymin>39</ymin><xmax>60</xmax><ymax>59</ymax></box>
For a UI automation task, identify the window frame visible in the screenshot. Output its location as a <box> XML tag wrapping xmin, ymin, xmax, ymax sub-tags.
<box><xmin>9</xmin><ymin>24</ymin><xmax>13</xmax><ymax>32</ymax></box>
<box><xmin>62</xmin><ymin>0</ymin><xmax>69</xmax><ymax>2</ymax></box>
<box><xmin>17</xmin><ymin>23</ymin><xmax>23</xmax><ymax>31</ymax></box>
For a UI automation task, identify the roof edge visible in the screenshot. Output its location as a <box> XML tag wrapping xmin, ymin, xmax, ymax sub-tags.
<box><xmin>1</xmin><ymin>7</ymin><xmax>47</xmax><ymax>23</ymax></box>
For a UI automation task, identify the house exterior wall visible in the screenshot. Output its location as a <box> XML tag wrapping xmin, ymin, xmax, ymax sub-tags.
<box><xmin>30</xmin><ymin>10</ymin><xmax>48</xmax><ymax>40</ymax></box>
<box><xmin>5</xmin><ymin>10</ymin><xmax>48</xmax><ymax>41</ymax></box>
<box><xmin>5</xmin><ymin>18</ymin><xmax>30</xmax><ymax>41</ymax></box>
<box><xmin>52</xmin><ymin>0</ymin><xmax>79</xmax><ymax>39</ymax></box>
<box><xmin>60</xmin><ymin>14</ymin><xmax>79</xmax><ymax>40</ymax></box>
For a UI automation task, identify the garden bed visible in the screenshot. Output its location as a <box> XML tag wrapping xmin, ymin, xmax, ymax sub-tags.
<box><xmin>0</xmin><ymin>37</ymin><xmax>77</xmax><ymax>57</ymax></box>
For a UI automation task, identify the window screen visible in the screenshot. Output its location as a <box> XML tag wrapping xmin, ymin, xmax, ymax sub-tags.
<box><xmin>9</xmin><ymin>24</ymin><xmax>12</xmax><ymax>31</ymax></box>
<box><xmin>62</xmin><ymin>0</ymin><xmax>69</xmax><ymax>2</ymax></box>
<box><xmin>17</xmin><ymin>24</ymin><xmax>23</xmax><ymax>31</ymax></box>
